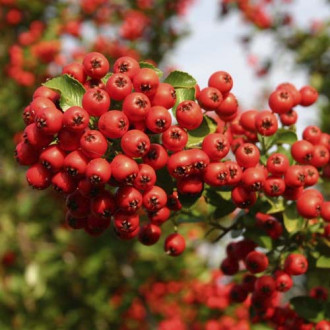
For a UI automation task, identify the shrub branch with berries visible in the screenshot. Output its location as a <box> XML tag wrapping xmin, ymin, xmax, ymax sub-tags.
<box><xmin>15</xmin><ymin>51</ymin><xmax>330</xmax><ymax>327</ymax></box>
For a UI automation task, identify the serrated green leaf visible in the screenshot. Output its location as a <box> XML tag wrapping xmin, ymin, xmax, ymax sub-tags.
<box><xmin>187</xmin><ymin>116</ymin><xmax>217</xmax><ymax>148</ymax></box>
<box><xmin>283</xmin><ymin>202</ymin><xmax>304</xmax><ymax>233</ymax></box>
<box><xmin>164</xmin><ymin>70</ymin><xmax>197</xmax><ymax>88</ymax></box>
<box><xmin>290</xmin><ymin>296</ymin><xmax>325</xmax><ymax>322</ymax></box>
<box><xmin>171</xmin><ymin>87</ymin><xmax>195</xmax><ymax>115</ymax></box>
<box><xmin>276</xmin><ymin>129</ymin><xmax>298</xmax><ymax>145</ymax></box>
<box><xmin>43</xmin><ymin>74</ymin><xmax>86</xmax><ymax>111</ymax></box>
<box><xmin>139</xmin><ymin>61</ymin><xmax>163</xmax><ymax>78</ymax></box>
<box><xmin>316</xmin><ymin>255</ymin><xmax>330</xmax><ymax>268</ymax></box>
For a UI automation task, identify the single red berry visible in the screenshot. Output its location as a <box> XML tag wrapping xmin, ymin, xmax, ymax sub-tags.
<box><xmin>291</xmin><ymin>140</ymin><xmax>314</xmax><ymax>164</ymax></box>
<box><xmin>255</xmin><ymin>111</ymin><xmax>278</xmax><ymax>136</ymax></box>
<box><xmin>276</xmin><ymin>82</ymin><xmax>301</xmax><ymax>106</ymax></box>
<box><xmin>15</xmin><ymin>142</ymin><xmax>39</xmax><ymax>166</ymax></box>
<box><xmin>220</xmin><ymin>257</ymin><xmax>239</xmax><ymax>275</ymax></box>
<box><xmin>203</xmin><ymin>162</ymin><xmax>228</xmax><ymax>186</ymax></box>
<box><xmin>254</xmin><ymin>275</ymin><xmax>276</xmax><ymax>297</ymax></box>
<box><xmin>122</xmin><ymin>92</ymin><xmax>151</xmax><ymax>122</ymax></box>
<box><xmin>115</xmin><ymin>186</ymin><xmax>142</xmax><ymax>214</ymax></box>
<box><xmin>98</xmin><ymin>110</ymin><xmax>129</xmax><ymax>139</ymax></box>
<box><xmin>63</xmin><ymin>150</ymin><xmax>89</xmax><ymax>177</ymax></box>
<box><xmin>148</xmin><ymin>206</ymin><xmax>171</xmax><ymax>225</ymax></box>
<box><xmin>242</xmin><ymin>167</ymin><xmax>266</xmax><ymax>192</ymax></box>
<box><xmin>121</xmin><ymin>129</ymin><xmax>150</xmax><ymax>158</ymax></box>
<box><xmin>82</xmin><ymin>88</ymin><xmax>110</xmax><ymax>117</ymax></box>
<box><xmin>264</xmin><ymin>176</ymin><xmax>286</xmax><ymax>197</ymax></box>
<box><xmin>245</xmin><ymin>251</ymin><xmax>269</xmax><ymax>274</ymax></box>
<box><xmin>164</xmin><ymin>233</ymin><xmax>186</xmax><ymax>256</ymax></box>
<box><xmin>133</xmin><ymin>68</ymin><xmax>159</xmax><ymax>98</ymax></box>
<box><xmin>303</xmin><ymin>125</ymin><xmax>322</xmax><ymax>145</ymax></box>
<box><xmin>269</xmin><ymin>89</ymin><xmax>294</xmax><ymax>114</ymax></box>
<box><xmin>90</xmin><ymin>191</ymin><xmax>116</xmax><ymax>218</ymax></box>
<box><xmin>162</xmin><ymin>125</ymin><xmax>188</xmax><ymax>152</ymax></box>
<box><xmin>235</xmin><ymin>143</ymin><xmax>260</xmax><ymax>168</ymax></box>
<box><xmin>176</xmin><ymin>100</ymin><xmax>203</xmax><ymax>130</ymax></box>
<box><xmin>133</xmin><ymin>164</ymin><xmax>156</xmax><ymax>191</ymax></box>
<box><xmin>202</xmin><ymin>133</ymin><xmax>229</xmax><ymax>161</ymax></box>
<box><xmin>151</xmin><ymin>83</ymin><xmax>176</xmax><ymax>109</ymax></box>
<box><xmin>142</xmin><ymin>185</ymin><xmax>167</xmax><ymax>211</ymax></box>
<box><xmin>230</xmin><ymin>284</ymin><xmax>248</xmax><ymax>303</ymax></box>
<box><xmin>80</xmin><ymin>130</ymin><xmax>108</xmax><ymax>159</ymax></box>
<box><xmin>113</xmin><ymin>211</ymin><xmax>139</xmax><ymax>233</ymax></box>
<box><xmin>145</xmin><ymin>105</ymin><xmax>172</xmax><ymax>133</ymax></box>
<box><xmin>26</xmin><ymin>163</ymin><xmax>52</xmax><ymax>190</ymax></box>
<box><xmin>321</xmin><ymin>201</ymin><xmax>330</xmax><ymax>222</ymax></box>
<box><xmin>111</xmin><ymin>154</ymin><xmax>139</xmax><ymax>184</ymax></box>
<box><xmin>177</xmin><ymin>175</ymin><xmax>204</xmax><ymax>195</ymax></box>
<box><xmin>85</xmin><ymin>158</ymin><xmax>111</xmax><ymax>185</ymax></box>
<box><xmin>142</xmin><ymin>143</ymin><xmax>168</xmax><ymax>170</ymax></box>
<box><xmin>299</xmin><ymin>86</ymin><xmax>318</xmax><ymax>106</ymax></box>
<box><xmin>266</xmin><ymin>153</ymin><xmax>290</xmax><ymax>176</ymax></box>
<box><xmin>138</xmin><ymin>224</ymin><xmax>161</xmax><ymax>246</ymax></box>
<box><xmin>296</xmin><ymin>189</ymin><xmax>323</xmax><ymax>218</ymax></box>
<box><xmin>274</xmin><ymin>270</ymin><xmax>293</xmax><ymax>292</ymax></box>
<box><xmin>198</xmin><ymin>87</ymin><xmax>223</xmax><ymax>111</ymax></box>
<box><xmin>285</xmin><ymin>165</ymin><xmax>306</xmax><ymax>187</ymax></box>
<box><xmin>215</xmin><ymin>92</ymin><xmax>238</xmax><ymax>117</ymax></box>
<box><xmin>83</xmin><ymin>52</ymin><xmax>109</xmax><ymax>80</ymax></box>
<box><xmin>225</xmin><ymin>161</ymin><xmax>242</xmax><ymax>185</ymax></box>
<box><xmin>231</xmin><ymin>186</ymin><xmax>256</xmax><ymax>208</ymax></box>
<box><xmin>62</xmin><ymin>62</ymin><xmax>87</xmax><ymax>83</ymax></box>
<box><xmin>239</xmin><ymin>110</ymin><xmax>258</xmax><ymax>132</ymax></box>
<box><xmin>284</xmin><ymin>253</ymin><xmax>308</xmax><ymax>275</ymax></box>
<box><xmin>105</xmin><ymin>73</ymin><xmax>132</xmax><ymax>101</ymax></box>
<box><xmin>39</xmin><ymin>145</ymin><xmax>66</xmax><ymax>172</ymax></box>
<box><xmin>279</xmin><ymin>109</ymin><xmax>298</xmax><ymax>126</ymax></box>
<box><xmin>62</xmin><ymin>106</ymin><xmax>89</xmax><ymax>131</ymax></box>
<box><xmin>57</xmin><ymin>128</ymin><xmax>84</xmax><ymax>152</ymax></box>
<box><xmin>113</xmin><ymin>56</ymin><xmax>140</xmax><ymax>79</ymax></box>
<box><xmin>35</xmin><ymin>107</ymin><xmax>63</xmax><ymax>135</ymax></box>
<box><xmin>208</xmin><ymin>71</ymin><xmax>233</xmax><ymax>94</ymax></box>
<box><xmin>51</xmin><ymin>171</ymin><xmax>77</xmax><ymax>194</ymax></box>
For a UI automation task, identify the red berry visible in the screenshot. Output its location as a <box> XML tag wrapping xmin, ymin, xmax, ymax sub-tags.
<box><xmin>82</xmin><ymin>88</ymin><xmax>110</xmax><ymax>117</ymax></box>
<box><xmin>83</xmin><ymin>52</ymin><xmax>109</xmax><ymax>80</ymax></box>
<box><xmin>245</xmin><ymin>251</ymin><xmax>268</xmax><ymax>274</ymax></box>
<box><xmin>299</xmin><ymin>86</ymin><xmax>318</xmax><ymax>106</ymax></box>
<box><xmin>208</xmin><ymin>71</ymin><xmax>233</xmax><ymax>94</ymax></box>
<box><xmin>80</xmin><ymin>130</ymin><xmax>108</xmax><ymax>159</ymax></box>
<box><xmin>164</xmin><ymin>233</ymin><xmax>186</xmax><ymax>256</ymax></box>
<box><xmin>138</xmin><ymin>224</ymin><xmax>161</xmax><ymax>246</ymax></box>
<box><xmin>284</xmin><ymin>253</ymin><xmax>308</xmax><ymax>275</ymax></box>
<box><xmin>98</xmin><ymin>110</ymin><xmax>129</xmax><ymax>139</ymax></box>
<box><xmin>121</xmin><ymin>129</ymin><xmax>150</xmax><ymax>158</ymax></box>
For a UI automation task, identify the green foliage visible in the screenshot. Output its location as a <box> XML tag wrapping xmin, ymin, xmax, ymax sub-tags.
<box><xmin>290</xmin><ymin>296</ymin><xmax>327</xmax><ymax>323</ymax></box>
<box><xmin>187</xmin><ymin>116</ymin><xmax>218</xmax><ymax>148</ymax></box>
<box><xmin>139</xmin><ymin>61</ymin><xmax>163</xmax><ymax>78</ymax></box>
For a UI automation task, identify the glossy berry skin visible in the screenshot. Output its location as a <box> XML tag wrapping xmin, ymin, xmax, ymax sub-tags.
<box><xmin>268</xmin><ymin>89</ymin><xmax>294</xmax><ymax>114</ymax></box>
<box><xmin>80</xmin><ymin>130</ymin><xmax>108</xmax><ymax>159</ymax></box>
<box><xmin>276</xmin><ymin>82</ymin><xmax>301</xmax><ymax>106</ymax></box>
<box><xmin>255</xmin><ymin>111</ymin><xmax>278</xmax><ymax>136</ymax></box>
<box><xmin>284</xmin><ymin>253</ymin><xmax>308</xmax><ymax>275</ymax></box>
<box><xmin>138</xmin><ymin>224</ymin><xmax>161</xmax><ymax>246</ymax></box>
<box><xmin>63</xmin><ymin>150</ymin><xmax>88</xmax><ymax>177</ymax></box>
<box><xmin>58</xmin><ymin>128</ymin><xmax>84</xmax><ymax>152</ymax></box>
<box><xmin>85</xmin><ymin>158</ymin><xmax>111</xmax><ymax>185</ymax></box>
<box><xmin>264</xmin><ymin>176</ymin><xmax>286</xmax><ymax>197</ymax></box>
<box><xmin>176</xmin><ymin>100</ymin><xmax>203</xmax><ymax>130</ymax></box>
<box><xmin>254</xmin><ymin>275</ymin><xmax>276</xmax><ymax>297</ymax></box>
<box><xmin>83</xmin><ymin>52</ymin><xmax>109</xmax><ymax>80</ymax></box>
<box><xmin>245</xmin><ymin>251</ymin><xmax>268</xmax><ymax>274</ymax></box>
<box><xmin>98</xmin><ymin>110</ymin><xmax>129</xmax><ymax>139</ymax></box>
<box><xmin>133</xmin><ymin>164</ymin><xmax>156</xmax><ymax>191</ymax></box>
<box><xmin>113</xmin><ymin>211</ymin><xmax>139</xmax><ymax>233</ymax></box>
<box><xmin>177</xmin><ymin>175</ymin><xmax>204</xmax><ymax>195</ymax></box>
<box><xmin>321</xmin><ymin>201</ymin><xmax>330</xmax><ymax>222</ymax></box>
<box><xmin>85</xmin><ymin>215</ymin><xmax>110</xmax><ymax>236</ymax></box>
<box><xmin>304</xmin><ymin>165</ymin><xmax>319</xmax><ymax>186</ymax></box>
<box><xmin>225</xmin><ymin>161</ymin><xmax>242</xmax><ymax>185</ymax></box>
<box><xmin>230</xmin><ymin>284</ymin><xmax>248</xmax><ymax>303</ymax></box>
<box><xmin>164</xmin><ymin>233</ymin><xmax>186</xmax><ymax>256</ymax></box>
<box><xmin>113</xmin><ymin>56</ymin><xmax>140</xmax><ymax>79</ymax></box>
<box><xmin>121</xmin><ymin>129</ymin><xmax>150</xmax><ymax>157</ymax></box>
<box><xmin>51</xmin><ymin>171</ymin><xmax>77</xmax><ymax>194</ymax></box>
<box><xmin>208</xmin><ymin>71</ymin><xmax>233</xmax><ymax>94</ymax></box>
<box><xmin>105</xmin><ymin>73</ymin><xmax>132</xmax><ymax>101</ymax></box>
<box><xmin>15</xmin><ymin>142</ymin><xmax>39</xmax><ymax>166</ymax></box>
<box><xmin>299</xmin><ymin>86</ymin><xmax>318</xmax><ymax>106</ymax></box>
<box><xmin>239</xmin><ymin>110</ymin><xmax>258</xmax><ymax>132</ymax></box>
<box><xmin>242</xmin><ymin>167</ymin><xmax>266</xmax><ymax>192</ymax></box>
<box><xmin>62</xmin><ymin>106</ymin><xmax>89</xmax><ymax>131</ymax></box>
<box><xmin>142</xmin><ymin>186</ymin><xmax>167</xmax><ymax>211</ymax></box>
<box><xmin>145</xmin><ymin>106</ymin><xmax>172</xmax><ymax>133</ymax></box>
<box><xmin>215</xmin><ymin>92</ymin><xmax>238</xmax><ymax>117</ymax></box>
<box><xmin>66</xmin><ymin>191</ymin><xmax>90</xmax><ymax>218</ymax></box>
<box><xmin>279</xmin><ymin>109</ymin><xmax>298</xmax><ymax>126</ymax></box>
<box><xmin>303</xmin><ymin>125</ymin><xmax>322</xmax><ymax>145</ymax></box>
<box><xmin>167</xmin><ymin>150</ymin><xmax>192</xmax><ymax>179</ymax></box>
<box><xmin>202</xmin><ymin>133</ymin><xmax>229</xmax><ymax>161</ymax></box>
<box><xmin>311</xmin><ymin>144</ymin><xmax>330</xmax><ymax>168</ymax></box>
<box><xmin>235</xmin><ymin>143</ymin><xmax>260</xmax><ymax>168</ymax></box>
<box><xmin>133</xmin><ymin>68</ymin><xmax>159</xmax><ymax>98</ymax></box>
<box><xmin>296</xmin><ymin>190</ymin><xmax>323</xmax><ymax>219</ymax></box>
<box><xmin>122</xmin><ymin>92</ymin><xmax>151</xmax><ymax>122</ymax></box>
<box><xmin>274</xmin><ymin>270</ymin><xmax>293</xmax><ymax>292</ymax></box>
<box><xmin>90</xmin><ymin>191</ymin><xmax>116</xmax><ymax>218</ymax></box>
<box><xmin>284</xmin><ymin>165</ymin><xmax>306</xmax><ymax>187</ymax></box>
<box><xmin>39</xmin><ymin>145</ymin><xmax>66</xmax><ymax>172</ymax></box>
<box><xmin>291</xmin><ymin>140</ymin><xmax>314</xmax><ymax>164</ymax></box>
<box><xmin>111</xmin><ymin>154</ymin><xmax>139</xmax><ymax>184</ymax></box>
<box><xmin>151</xmin><ymin>83</ymin><xmax>176</xmax><ymax>109</ymax></box>
<box><xmin>116</xmin><ymin>186</ymin><xmax>142</xmax><ymax>214</ymax></box>
<box><xmin>82</xmin><ymin>88</ymin><xmax>110</xmax><ymax>117</ymax></box>
<box><xmin>65</xmin><ymin>212</ymin><xmax>87</xmax><ymax>230</ymax></box>
<box><xmin>30</xmin><ymin>97</ymin><xmax>56</xmax><ymax>117</ymax></box>
<box><xmin>198</xmin><ymin>87</ymin><xmax>223</xmax><ymax>111</ymax></box>
<box><xmin>231</xmin><ymin>186</ymin><xmax>256</xmax><ymax>208</ymax></box>
<box><xmin>162</xmin><ymin>126</ymin><xmax>188</xmax><ymax>152</ymax></box>
<box><xmin>35</xmin><ymin>107</ymin><xmax>63</xmax><ymax>135</ymax></box>
<box><xmin>203</xmin><ymin>162</ymin><xmax>228</xmax><ymax>186</ymax></box>
<box><xmin>266</xmin><ymin>153</ymin><xmax>290</xmax><ymax>176</ymax></box>
<box><xmin>142</xmin><ymin>143</ymin><xmax>168</xmax><ymax>170</ymax></box>
<box><xmin>220</xmin><ymin>257</ymin><xmax>239</xmax><ymax>275</ymax></box>
<box><xmin>33</xmin><ymin>86</ymin><xmax>60</xmax><ymax>102</ymax></box>
<box><xmin>62</xmin><ymin>62</ymin><xmax>87</xmax><ymax>83</ymax></box>
<box><xmin>26</xmin><ymin>163</ymin><xmax>51</xmax><ymax>190</ymax></box>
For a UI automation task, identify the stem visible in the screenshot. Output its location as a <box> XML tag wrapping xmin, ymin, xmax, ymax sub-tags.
<box><xmin>212</xmin><ymin>222</ymin><xmax>238</xmax><ymax>243</ymax></box>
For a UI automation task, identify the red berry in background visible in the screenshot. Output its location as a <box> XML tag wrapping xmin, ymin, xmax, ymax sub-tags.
<box><xmin>311</xmin><ymin>144</ymin><xmax>330</xmax><ymax>168</ymax></box>
<box><xmin>177</xmin><ymin>175</ymin><xmax>204</xmax><ymax>195</ymax></box>
<box><xmin>315</xmin><ymin>321</ymin><xmax>330</xmax><ymax>330</ymax></box>
<box><xmin>98</xmin><ymin>110</ymin><xmax>129</xmax><ymax>139</ymax></box>
<box><xmin>133</xmin><ymin>164</ymin><xmax>156</xmax><ymax>191</ymax></box>
<box><xmin>162</xmin><ymin>125</ymin><xmax>188</xmax><ymax>152</ymax></box>
<box><xmin>23</xmin><ymin>123</ymin><xmax>52</xmax><ymax>149</ymax></box>
<box><xmin>164</xmin><ymin>233</ymin><xmax>186</xmax><ymax>256</ymax></box>
<box><xmin>202</xmin><ymin>133</ymin><xmax>230</xmax><ymax>161</ymax></box>
<box><xmin>23</xmin><ymin>105</ymin><xmax>35</xmax><ymax>125</ymax></box>
<box><xmin>83</xmin><ymin>52</ymin><xmax>109</xmax><ymax>80</ymax></box>
<box><xmin>274</xmin><ymin>270</ymin><xmax>293</xmax><ymax>292</ymax></box>
<box><xmin>235</xmin><ymin>143</ymin><xmax>260</xmax><ymax>168</ymax></box>
<box><xmin>148</xmin><ymin>206</ymin><xmax>171</xmax><ymax>225</ymax></box>
<box><xmin>280</xmin><ymin>109</ymin><xmax>298</xmax><ymax>126</ymax></box>
<box><xmin>304</xmin><ymin>165</ymin><xmax>319</xmax><ymax>186</ymax></box>
<box><xmin>230</xmin><ymin>284</ymin><xmax>248</xmax><ymax>303</ymax></box>
<box><xmin>245</xmin><ymin>251</ymin><xmax>269</xmax><ymax>274</ymax></box>
<box><xmin>151</xmin><ymin>83</ymin><xmax>176</xmax><ymax>109</ymax></box>
<box><xmin>85</xmin><ymin>158</ymin><xmax>111</xmax><ymax>185</ymax></box>
<box><xmin>231</xmin><ymin>186</ymin><xmax>256</xmax><ymax>208</ymax></box>
<box><xmin>276</xmin><ymin>82</ymin><xmax>301</xmax><ymax>106</ymax></box>
<box><xmin>113</xmin><ymin>56</ymin><xmax>140</xmax><ymax>79</ymax></box>
<box><xmin>268</xmin><ymin>89</ymin><xmax>294</xmax><ymax>114</ymax></box>
<box><xmin>296</xmin><ymin>189</ymin><xmax>323</xmax><ymax>218</ymax></box>
<box><xmin>198</xmin><ymin>87</ymin><xmax>223</xmax><ymax>111</ymax></box>
<box><xmin>220</xmin><ymin>257</ymin><xmax>239</xmax><ymax>275</ymax></box>
<box><xmin>309</xmin><ymin>286</ymin><xmax>328</xmax><ymax>301</ymax></box>
<box><xmin>145</xmin><ymin>106</ymin><xmax>172</xmax><ymax>133</ymax></box>
<box><xmin>39</xmin><ymin>145</ymin><xmax>66</xmax><ymax>172</ymax></box>
<box><xmin>122</xmin><ymin>92</ymin><xmax>151</xmax><ymax>122</ymax></box>
<box><xmin>78</xmin><ymin>178</ymin><xmax>104</xmax><ymax>198</ymax></box>
<box><xmin>111</xmin><ymin>154</ymin><xmax>139</xmax><ymax>184</ymax></box>
<box><xmin>176</xmin><ymin>100</ymin><xmax>203</xmax><ymax>130</ymax></box>
<box><xmin>133</xmin><ymin>68</ymin><xmax>159</xmax><ymax>98</ymax></box>
<box><xmin>142</xmin><ymin>143</ymin><xmax>168</xmax><ymax>170</ymax></box>
<box><xmin>91</xmin><ymin>191</ymin><xmax>116</xmax><ymax>218</ymax></box>
<box><xmin>116</xmin><ymin>186</ymin><xmax>142</xmax><ymax>214</ymax></box>
<box><xmin>65</xmin><ymin>212</ymin><xmax>87</xmax><ymax>230</ymax></box>
<box><xmin>284</xmin><ymin>253</ymin><xmax>308</xmax><ymax>275</ymax></box>
<box><xmin>113</xmin><ymin>211</ymin><xmax>139</xmax><ymax>233</ymax></box>
<box><xmin>254</xmin><ymin>275</ymin><xmax>276</xmax><ymax>297</ymax></box>
<box><xmin>239</xmin><ymin>110</ymin><xmax>258</xmax><ymax>132</ymax></box>
<box><xmin>242</xmin><ymin>274</ymin><xmax>257</xmax><ymax>292</ymax></box>
<box><xmin>121</xmin><ymin>129</ymin><xmax>150</xmax><ymax>158</ymax></box>
<box><xmin>85</xmin><ymin>215</ymin><xmax>110</xmax><ymax>236</ymax></box>
<box><xmin>303</xmin><ymin>125</ymin><xmax>322</xmax><ymax>145</ymax></box>
<box><xmin>138</xmin><ymin>224</ymin><xmax>161</xmax><ymax>246</ymax></box>
<box><xmin>321</xmin><ymin>201</ymin><xmax>330</xmax><ymax>222</ymax></box>
<box><xmin>62</xmin><ymin>106</ymin><xmax>89</xmax><ymax>131</ymax></box>
<box><xmin>215</xmin><ymin>92</ymin><xmax>238</xmax><ymax>117</ymax></box>
<box><xmin>255</xmin><ymin>111</ymin><xmax>278</xmax><ymax>136</ymax></box>
<box><xmin>62</xmin><ymin>62</ymin><xmax>87</xmax><ymax>83</ymax></box>
<box><xmin>167</xmin><ymin>192</ymin><xmax>182</xmax><ymax>211</ymax></box>
<box><xmin>35</xmin><ymin>107</ymin><xmax>63</xmax><ymax>135</ymax></box>
<box><xmin>26</xmin><ymin>163</ymin><xmax>51</xmax><ymax>190</ymax></box>
<box><xmin>51</xmin><ymin>171</ymin><xmax>77</xmax><ymax>194</ymax></box>
<box><xmin>264</xmin><ymin>176</ymin><xmax>286</xmax><ymax>197</ymax></box>
<box><xmin>299</xmin><ymin>85</ymin><xmax>318</xmax><ymax>106</ymax></box>
<box><xmin>58</xmin><ymin>128</ymin><xmax>84</xmax><ymax>152</ymax></box>
<box><xmin>15</xmin><ymin>142</ymin><xmax>39</xmax><ymax>166</ymax></box>
<box><xmin>106</xmin><ymin>73</ymin><xmax>132</xmax><ymax>101</ymax></box>
<box><xmin>203</xmin><ymin>162</ymin><xmax>228</xmax><ymax>186</ymax></box>
<box><xmin>284</xmin><ymin>165</ymin><xmax>305</xmax><ymax>187</ymax></box>
<box><xmin>82</xmin><ymin>88</ymin><xmax>110</xmax><ymax>117</ymax></box>
<box><xmin>266</xmin><ymin>153</ymin><xmax>290</xmax><ymax>176</ymax></box>
<box><xmin>283</xmin><ymin>186</ymin><xmax>304</xmax><ymax>201</ymax></box>
<box><xmin>242</xmin><ymin>167</ymin><xmax>266</xmax><ymax>192</ymax></box>
<box><xmin>80</xmin><ymin>130</ymin><xmax>108</xmax><ymax>159</ymax></box>
<box><xmin>291</xmin><ymin>140</ymin><xmax>314</xmax><ymax>164</ymax></box>
<box><xmin>143</xmin><ymin>186</ymin><xmax>167</xmax><ymax>211</ymax></box>
<box><xmin>33</xmin><ymin>86</ymin><xmax>60</xmax><ymax>103</ymax></box>
<box><xmin>66</xmin><ymin>191</ymin><xmax>90</xmax><ymax>218</ymax></box>
<box><xmin>208</xmin><ymin>71</ymin><xmax>233</xmax><ymax>94</ymax></box>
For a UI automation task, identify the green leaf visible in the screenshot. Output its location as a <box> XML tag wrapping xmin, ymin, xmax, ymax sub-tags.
<box><xmin>155</xmin><ymin>168</ymin><xmax>176</xmax><ymax>195</ymax></box>
<box><xmin>251</xmin><ymin>325</ymin><xmax>273</xmax><ymax>330</ymax></box>
<box><xmin>263</xmin><ymin>197</ymin><xmax>285</xmax><ymax>214</ymax></box>
<box><xmin>316</xmin><ymin>255</ymin><xmax>330</xmax><ymax>268</ymax></box>
<box><xmin>171</xmin><ymin>87</ymin><xmax>195</xmax><ymax>115</ymax></box>
<box><xmin>290</xmin><ymin>296</ymin><xmax>325</xmax><ymax>322</ymax></box>
<box><xmin>276</xmin><ymin>129</ymin><xmax>298</xmax><ymax>145</ymax></box>
<box><xmin>178</xmin><ymin>192</ymin><xmax>202</xmax><ymax>209</ymax></box>
<box><xmin>43</xmin><ymin>74</ymin><xmax>86</xmax><ymax>111</ymax></box>
<box><xmin>187</xmin><ymin>116</ymin><xmax>217</xmax><ymax>148</ymax></box>
<box><xmin>245</xmin><ymin>228</ymin><xmax>273</xmax><ymax>250</ymax></box>
<box><xmin>164</xmin><ymin>70</ymin><xmax>197</xmax><ymax>88</ymax></box>
<box><xmin>139</xmin><ymin>61</ymin><xmax>163</xmax><ymax>78</ymax></box>
<box><xmin>283</xmin><ymin>202</ymin><xmax>304</xmax><ymax>234</ymax></box>
<box><xmin>213</xmin><ymin>202</ymin><xmax>237</xmax><ymax>219</ymax></box>
<box><xmin>101</xmin><ymin>72</ymin><xmax>113</xmax><ymax>84</ymax></box>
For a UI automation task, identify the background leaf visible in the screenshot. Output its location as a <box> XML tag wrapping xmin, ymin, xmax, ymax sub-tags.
<box><xmin>290</xmin><ymin>297</ymin><xmax>325</xmax><ymax>322</ymax></box>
